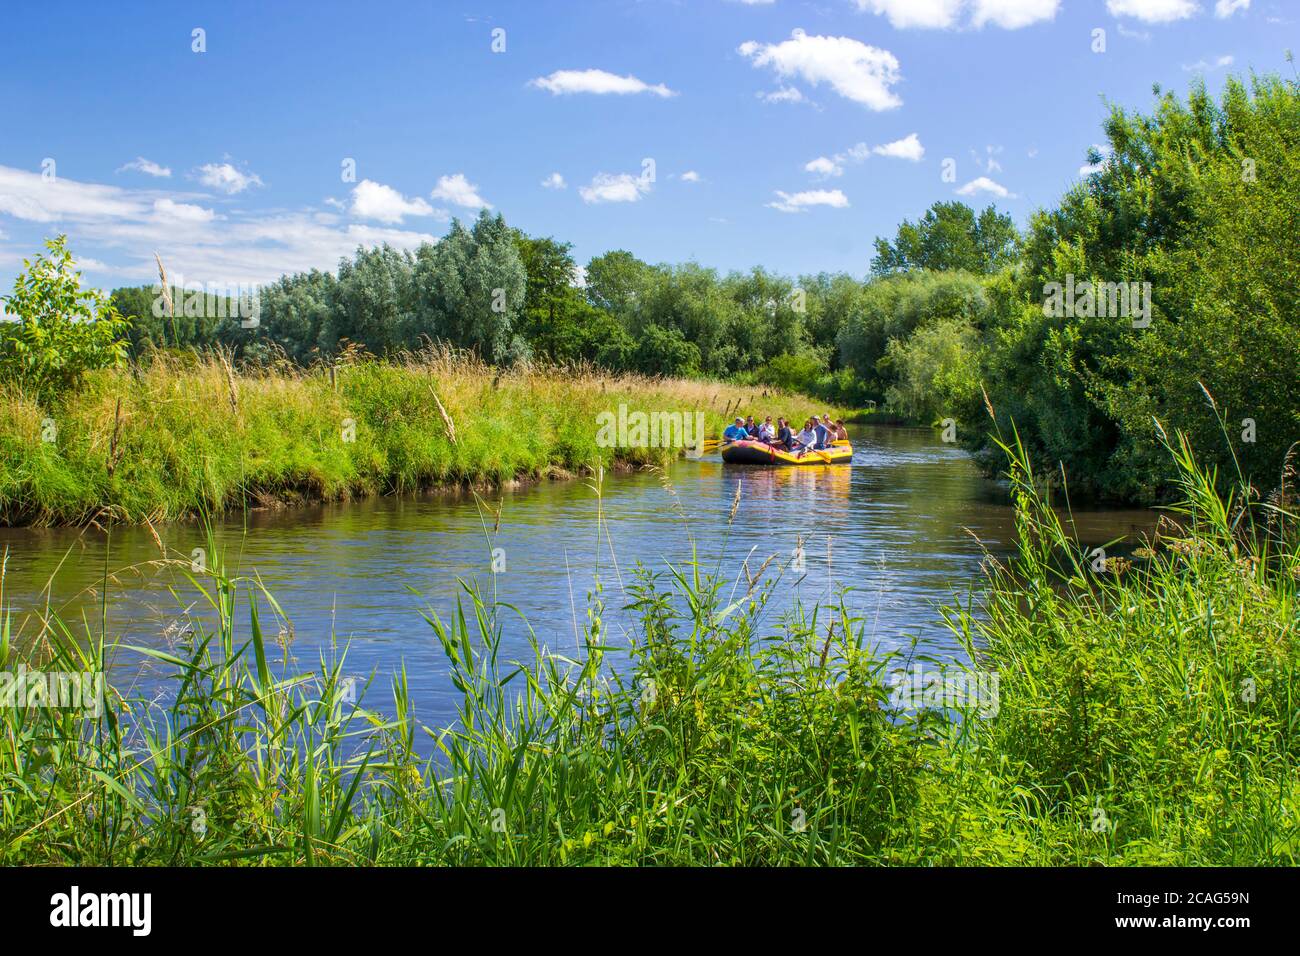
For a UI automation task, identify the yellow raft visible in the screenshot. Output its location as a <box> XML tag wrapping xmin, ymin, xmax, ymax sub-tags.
<box><xmin>720</xmin><ymin>438</ymin><xmax>853</xmax><ymax>466</ymax></box>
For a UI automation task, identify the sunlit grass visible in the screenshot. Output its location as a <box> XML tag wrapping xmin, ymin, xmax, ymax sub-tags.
<box><xmin>1</xmin><ymin>431</ymin><xmax>1296</xmax><ymax>865</ymax></box>
<box><xmin>0</xmin><ymin>346</ymin><xmax>845</xmax><ymax>527</ymax></box>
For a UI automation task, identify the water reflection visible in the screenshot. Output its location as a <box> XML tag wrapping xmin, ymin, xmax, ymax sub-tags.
<box><xmin>0</xmin><ymin>425</ymin><xmax>1158</xmax><ymax>734</ymax></box>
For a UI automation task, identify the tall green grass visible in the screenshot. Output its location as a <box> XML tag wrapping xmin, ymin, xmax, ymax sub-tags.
<box><xmin>1</xmin><ymin>433</ymin><xmax>1296</xmax><ymax>865</ymax></box>
<box><xmin>0</xmin><ymin>347</ymin><xmax>841</xmax><ymax>527</ymax></box>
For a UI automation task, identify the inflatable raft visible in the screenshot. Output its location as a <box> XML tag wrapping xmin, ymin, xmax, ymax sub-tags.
<box><xmin>721</xmin><ymin>438</ymin><xmax>852</xmax><ymax>466</ymax></box>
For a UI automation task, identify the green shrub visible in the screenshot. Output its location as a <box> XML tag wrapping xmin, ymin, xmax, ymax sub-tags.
<box><xmin>0</xmin><ymin>236</ymin><xmax>129</xmax><ymax>403</ymax></box>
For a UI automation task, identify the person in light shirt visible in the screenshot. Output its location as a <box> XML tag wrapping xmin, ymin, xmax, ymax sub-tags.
<box><xmin>792</xmin><ymin>419</ymin><xmax>817</xmax><ymax>454</ymax></box>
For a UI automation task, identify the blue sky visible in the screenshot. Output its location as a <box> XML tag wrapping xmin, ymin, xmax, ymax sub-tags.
<box><xmin>0</xmin><ymin>0</ymin><xmax>1291</xmax><ymax>293</ymax></box>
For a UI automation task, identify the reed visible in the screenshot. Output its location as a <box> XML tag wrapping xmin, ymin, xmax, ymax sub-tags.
<box><xmin>0</xmin><ymin>432</ymin><xmax>1296</xmax><ymax>865</ymax></box>
<box><xmin>0</xmin><ymin>346</ymin><xmax>848</xmax><ymax>527</ymax></box>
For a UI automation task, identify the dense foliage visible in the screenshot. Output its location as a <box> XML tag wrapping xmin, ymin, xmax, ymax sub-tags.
<box><xmin>8</xmin><ymin>73</ymin><xmax>1293</xmax><ymax>505</ymax></box>
<box><xmin>3</xmin><ymin>436</ymin><xmax>1295</xmax><ymax>864</ymax></box>
<box><xmin>982</xmin><ymin>75</ymin><xmax>1300</xmax><ymax>502</ymax></box>
<box><xmin>0</xmin><ymin>236</ymin><xmax>129</xmax><ymax>402</ymax></box>
<box><xmin>0</xmin><ymin>349</ymin><xmax>822</xmax><ymax>526</ymax></box>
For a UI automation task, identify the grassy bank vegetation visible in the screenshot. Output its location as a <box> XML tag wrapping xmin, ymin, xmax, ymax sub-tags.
<box><xmin>0</xmin><ymin>348</ymin><xmax>837</xmax><ymax>527</ymax></box>
<box><xmin>2</xmin><ymin>436</ymin><xmax>1295</xmax><ymax>865</ymax></box>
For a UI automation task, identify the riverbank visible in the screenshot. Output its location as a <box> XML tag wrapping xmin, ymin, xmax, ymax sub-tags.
<box><xmin>1</xmin><ymin>437</ymin><xmax>1295</xmax><ymax>865</ymax></box>
<box><xmin>0</xmin><ymin>349</ymin><xmax>849</xmax><ymax>527</ymax></box>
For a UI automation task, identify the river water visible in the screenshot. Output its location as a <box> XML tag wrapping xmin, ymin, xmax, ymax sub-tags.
<box><xmin>0</xmin><ymin>424</ymin><xmax>1156</xmax><ymax>733</ymax></box>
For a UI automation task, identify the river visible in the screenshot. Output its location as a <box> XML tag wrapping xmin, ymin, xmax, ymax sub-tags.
<box><xmin>0</xmin><ymin>424</ymin><xmax>1156</xmax><ymax>735</ymax></box>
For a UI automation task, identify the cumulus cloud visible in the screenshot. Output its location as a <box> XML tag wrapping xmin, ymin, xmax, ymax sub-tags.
<box><xmin>430</xmin><ymin>173</ymin><xmax>490</xmax><ymax>209</ymax></box>
<box><xmin>738</xmin><ymin>29</ymin><xmax>903</xmax><ymax>111</ymax></box>
<box><xmin>805</xmin><ymin>133</ymin><xmax>923</xmax><ymax>178</ymax></box>
<box><xmin>349</xmin><ymin>179</ymin><xmax>436</xmax><ymax>223</ymax></box>
<box><xmin>541</xmin><ymin>172</ymin><xmax>567</xmax><ymax>190</ymax></box>
<box><xmin>153</xmin><ymin>198</ymin><xmax>215</xmax><ymax>224</ymax></box>
<box><xmin>579</xmin><ymin>172</ymin><xmax>652</xmax><ymax>204</ymax></box>
<box><xmin>873</xmin><ymin>133</ymin><xmax>925</xmax><ymax>161</ymax></box>
<box><xmin>117</xmin><ymin>157</ymin><xmax>172</xmax><ymax>178</ymax></box>
<box><xmin>969</xmin><ymin>0</ymin><xmax>1061</xmax><ymax>29</ymax></box>
<box><xmin>805</xmin><ymin>156</ymin><xmax>843</xmax><ymax>177</ymax></box>
<box><xmin>1105</xmin><ymin>0</ymin><xmax>1199</xmax><ymax>23</ymax></box>
<box><xmin>767</xmin><ymin>188</ymin><xmax>850</xmax><ymax>213</ymax></box>
<box><xmin>196</xmin><ymin>162</ymin><xmax>263</xmax><ymax>194</ymax></box>
<box><xmin>855</xmin><ymin>0</ymin><xmax>963</xmax><ymax>28</ymax></box>
<box><xmin>529</xmin><ymin>69</ymin><xmax>676</xmax><ymax>97</ymax></box>
<box><xmin>0</xmin><ymin>163</ymin><xmax>439</xmax><ymax>286</ymax></box>
<box><xmin>955</xmin><ymin>176</ymin><xmax>1015</xmax><ymax>198</ymax></box>
<box><xmin>1214</xmin><ymin>0</ymin><xmax>1249</xmax><ymax>16</ymax></box>
<box><xmin>680</xmin><ymin>170</ymin><xmax>702</xmax><ymax>183</ymax></box>
<box><xmin>854</xmin><ymin>0</ymin><xmax>1059</xmax><ymax>30</ymax></box>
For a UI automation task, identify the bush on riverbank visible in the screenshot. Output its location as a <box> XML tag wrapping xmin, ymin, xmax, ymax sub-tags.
<box><xmin>2</xmin><ymin>434</ymin><xmax>1295</xmax><ymax>865</ymax></box>
<box><xmin>0</xmin><ymin>348</ymin><xmax>836</xmax><ymax>526</ymax></box>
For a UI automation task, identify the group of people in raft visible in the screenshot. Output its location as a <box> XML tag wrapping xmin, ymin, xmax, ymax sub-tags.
<box><xmin>722</xmin><ymin>413</ymin><xmax>849</xmax><ymax>456</ymax></box>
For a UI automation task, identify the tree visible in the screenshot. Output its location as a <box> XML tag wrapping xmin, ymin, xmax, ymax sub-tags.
<box><xmin>837</xmin><ymin>271</ymin><xmax>990</xmax><ymax>401</ymax></box>
<box><xmin>410</xmin><ymin>212</ymin><xmax>528</xmax><ymax>364</ymax></box>
<box><xmin>0</xmin><ymin>235</ymin><xmax>129</xmax><ymax>401</ymax></box>
<box><xmin>585</xmin><ymin>250</ymin><xmax>650</xmax><ymax>316</ymax></box>
<box><xmin>871</xmin><ymin>201</ymin><xmax>1018</xmax><ymax>276</ymax></box>
<box><xmin>249</xmin><ymin>269</ymin><xmax>337</xmax><ymax>363</ymax></box>
<box><xmin>325</xmin><ymin>244</ymin><xmax>415</xmax><ymax>357</ymax></box>
<box><xmin>982</xmin><ymin>74</ymin><xmax>1300</xmax><ymax>501</ymax></box>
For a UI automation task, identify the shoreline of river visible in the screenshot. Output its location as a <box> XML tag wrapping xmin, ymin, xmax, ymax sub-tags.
<box><xmin>0</xmin><ymin>351</ymin><xmax>855</xmax><ymax>529</ymax></box>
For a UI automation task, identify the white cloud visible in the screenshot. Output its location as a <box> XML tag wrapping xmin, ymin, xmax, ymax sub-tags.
<box><xmin>117</xmin><ymin>157</ymin><xmax>172</xmax><ymax>178</ymax></box>
<box><xmin>196</xmin><ymin>162</ymin><xmax>263</xmax><ymax>195</ymax></box>
<box><xmin>0</xmin><ymin>164</ymin><xmax>147</xmax><ymax>222</ymax></box>
<box><xmin>680</xmin><ymin>170</ymin><xmax>702</xmax><ymax>183</ymax></box>
<box><xmin>1105</xmin><ymin>0</ymin><xmax>1199</xmax><ymax>23</ymax></box>
<box><xmin>541</xmin><ymin>172</ymin><xmax>567</xmax><ymax>190</ymax></box>
<box><xmin>730</xmin><ymin>0</ymin><xmax>775</xmax><ymax>4</ymax></box>
<box><xmin>153</xmin><ymin>198</ymin><xmax>215</xmax><ymax>224</ymax></box>
<box><xmin>1183</xmin><ymin>53</ymin><xmax>1234</xmax><ymax>71</ymax></box>
<box><xmin>431</xmin><ymin>173</ymin><xmax>490</xmax><ymax>209</ymax></box>
<box><xmin>854</xmin><ymin>0</ymin><xmax>1058</xmax><ymax>29</ymax></box>
<box><xmin>970</xmin><ymin>0</ymin><xmax>1061</xmax><ymax>29</ymax></box>
<box><xmin>955</xmin><ymin>176</ymin><xmax>1015</xmax><ymax>198</ymax></box>
<box><xmin>0</xmin><ymin>164</ymin><xmax>439</xmax><ymax>287</ymax></box>
<box><xmin>855</xmin><ymin>0</ymin><xmax>963</xmax><ymax>29</ymax></box>
<box><xmin>805</xmin><ymin>156</ymin><xmax>843</xmax><ymax>177</ymax></box>
<box><xmin>349</xmin><ymin>179</ymin><xmax>436</xmax><ymax>223</ymax></box>
<box><xmin>805</xmin><ymin>133</ymin><xmax>923</xmax><ymax>178</ymax></box>
<box><xmin>738</xmin><ymin>29</ymin><xmax>903</xmax><ymax>111</ymax></box>
<box><xmin>579</xmin><ymin>172</ymin><xmax>652</xmax><ymax>204</ymax></box>
<box><xmin>873</xmin><ymin>133</ymin><xmax>925</xmax><ymax>161</ymax></box>
<box><xmin>529</xmin><ymin>69</ymin><xmax>676</xmax><ymax>97</ymax></box>
<box><xmin>1214</xmin><ymin>0</ymin><xmax>1249</xmax><ymax>16</ymax></box>
<box><xmin>759</xmin><ymin>86</ymin><xmax>807</xmax><ymax>104</ymax></box>
<box><xmin>767</xmin><ymin>188</ymin><xmax>850</xmax><ymax>213</ymax></box>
